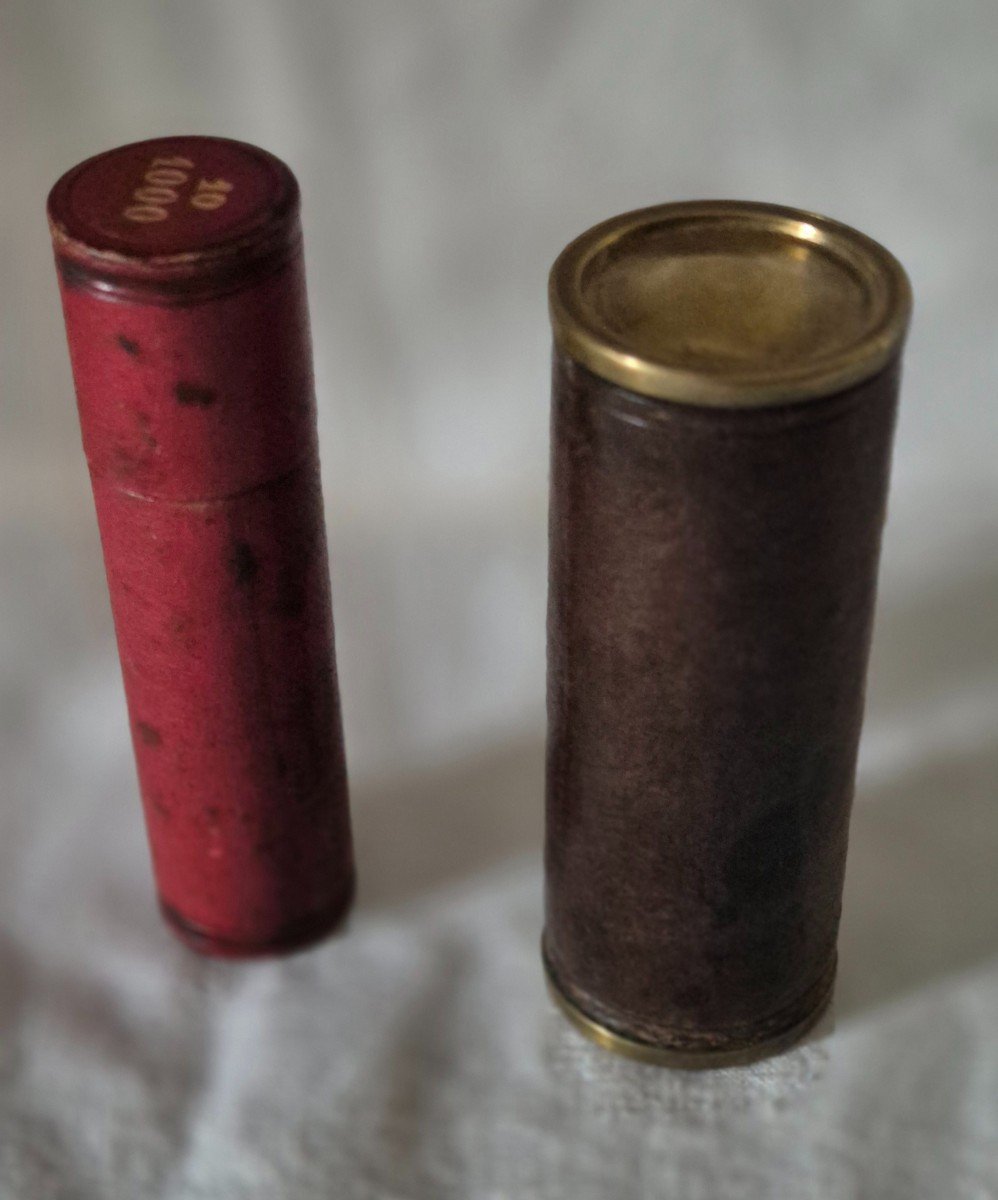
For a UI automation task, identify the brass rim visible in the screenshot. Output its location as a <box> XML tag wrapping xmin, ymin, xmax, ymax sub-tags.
<box><xmin>549</xmin><ymin>200</ymin><xmax>911</xmax><ymax>408</ymax></box>
<box><xmin>544</xmin><ymin>954</ymin><xmax>835</xmax><ymax>1070</ymax></box>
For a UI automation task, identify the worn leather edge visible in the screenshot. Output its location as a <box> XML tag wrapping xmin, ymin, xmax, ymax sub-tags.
<box><xmin>159</xmin><ymin>868</ymin><xmax>355</xmax><ymax>960</ymax></box>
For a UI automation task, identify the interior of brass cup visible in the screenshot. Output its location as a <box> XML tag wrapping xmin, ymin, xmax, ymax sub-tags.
<box><xmin>549</xmin><ymin>200</ymin><xmax>912</xmax><ymax>408</ymax></box>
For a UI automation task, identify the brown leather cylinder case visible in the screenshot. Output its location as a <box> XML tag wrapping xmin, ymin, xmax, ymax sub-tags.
<box><xmin>543</xmin><ymin>202</ymin><xmax>912</xmax><ymax>1066</ymax></box>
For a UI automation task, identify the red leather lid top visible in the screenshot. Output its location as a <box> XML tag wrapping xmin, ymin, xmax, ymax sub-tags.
<box><xmin>48</xmin><ymin>136</ymin><xmax>300</xmax><ymax>297</ymax></box>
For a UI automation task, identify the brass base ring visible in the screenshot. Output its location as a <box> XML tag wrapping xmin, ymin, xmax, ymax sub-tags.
<box><xmin>544</xmin><ymin>950</ymin><xmax>835</xmax><ymax>1070</ymax></box>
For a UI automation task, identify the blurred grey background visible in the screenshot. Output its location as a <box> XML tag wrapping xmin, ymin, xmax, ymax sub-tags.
<box><xmin>2</xmin><ymin>2</ymin><xmax>997</xmax><ymax>1198</ymax></box>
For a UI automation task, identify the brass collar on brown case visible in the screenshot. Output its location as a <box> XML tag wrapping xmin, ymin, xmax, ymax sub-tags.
<box><xmin>549</xmin><ymin>200</ymin><xmax>912</xmax><ymax>408</ymax></box>
<box><xmin>543</xmin><ymin>947</ymin><xmax>837</xmax><ymax>1070</ymax></box>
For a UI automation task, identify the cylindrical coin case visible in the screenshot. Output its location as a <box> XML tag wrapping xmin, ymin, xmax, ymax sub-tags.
<box><xmin>543</xmin><ymin>201</ymin><xmax>911</xmax><ymax>1065</ymax></box>
<box><xmin>48</xmin><ymin>136</ymin><xmax>354</xmax><ymax>957</ymax></box>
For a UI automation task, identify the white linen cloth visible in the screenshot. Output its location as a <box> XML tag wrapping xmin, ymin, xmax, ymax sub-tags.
<box><xmin>2</xmin><ymin>2</ymin><xmax>997</xmax><ymax>1195</ymax></box>
<box><xmin>2</xmin><ymin>537</ymin><xmax>997</xmax><ymax>1199</ymax></box>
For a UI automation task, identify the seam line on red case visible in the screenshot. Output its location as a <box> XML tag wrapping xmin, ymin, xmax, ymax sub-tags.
<box><xmin>89</xmin><ymin>456</ymin><xmax>316</xmax><ymax>507</ymax></box>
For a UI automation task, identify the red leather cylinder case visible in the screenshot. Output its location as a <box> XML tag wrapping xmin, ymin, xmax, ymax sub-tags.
<box><xmin>48</xmin><ymin>136</ymin><xmax>354</xmax><ymax>957</ymax></box>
